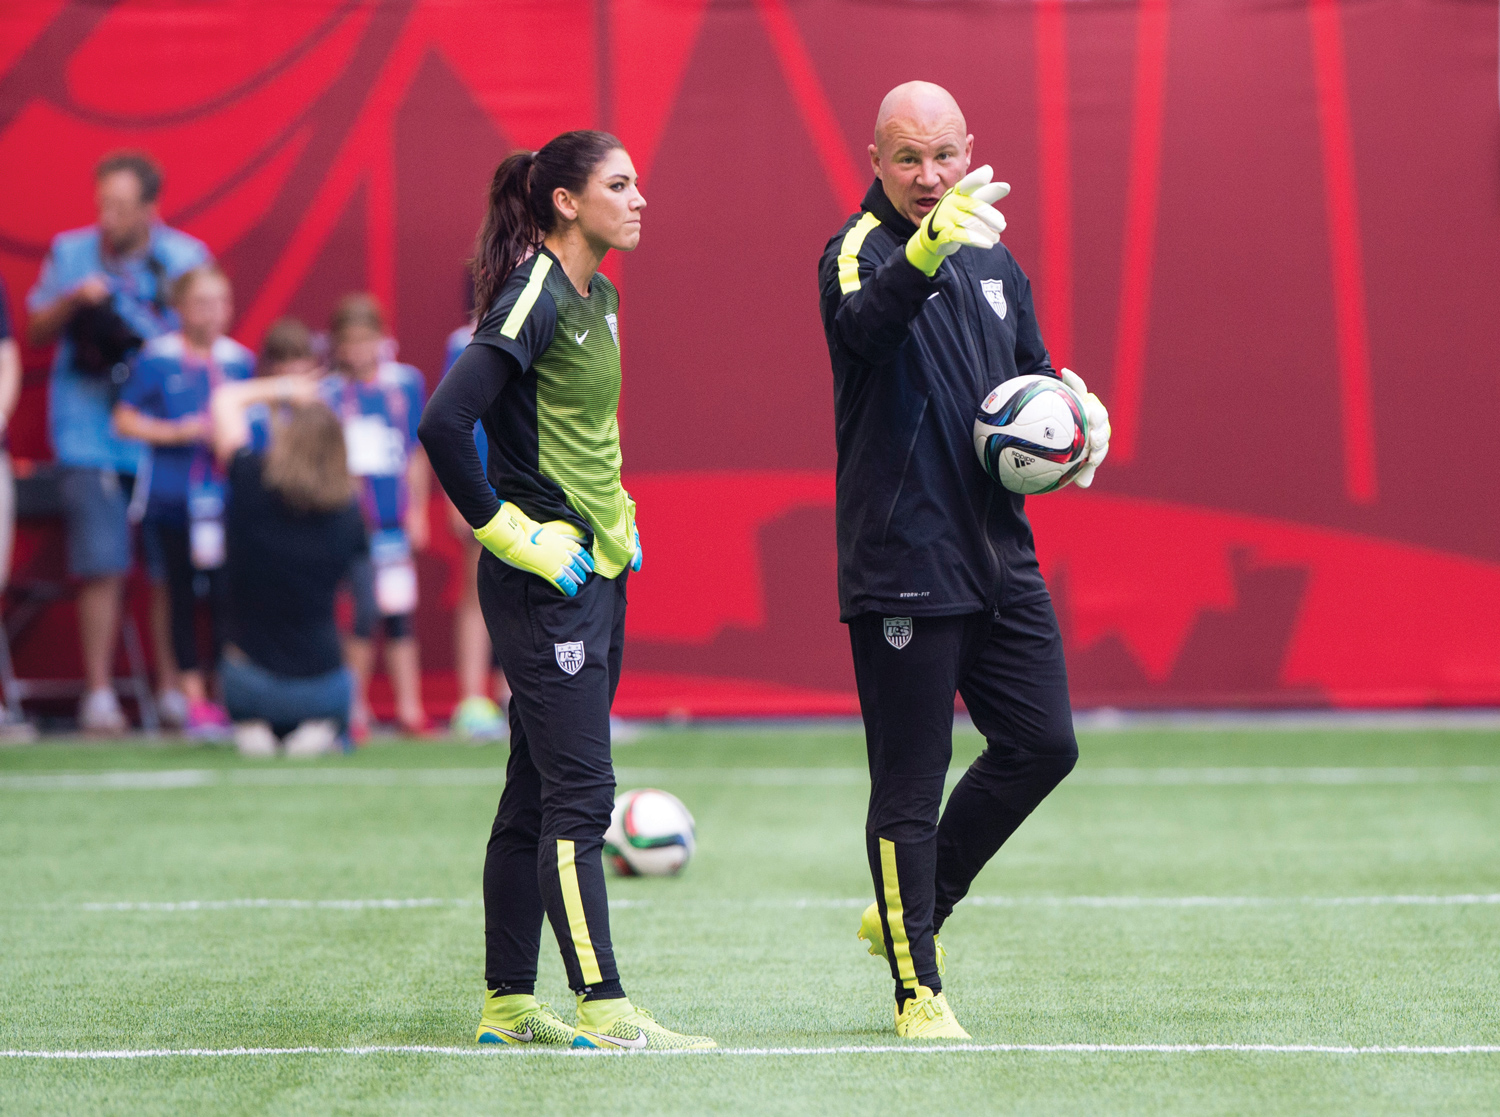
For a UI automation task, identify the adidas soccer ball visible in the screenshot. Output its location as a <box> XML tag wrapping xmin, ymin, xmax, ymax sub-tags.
<box><xmin>973</xmin><ymin>374</ymin><xmax>1091</xmax><ymax>495</ymax></box>
<box><xmin>604</xmin><ymin>788</ymin><xmax>696</xmax><ymax>877</ymax></box>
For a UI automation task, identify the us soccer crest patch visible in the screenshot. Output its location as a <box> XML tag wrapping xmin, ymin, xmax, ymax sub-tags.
<box><xmin>605</xmin><ymin>312</ymin><xmax>619</xmax><ymax>347</ymax></box>
<box><xmin>883</xmin><ymin>617</ymin><xmax>913</xmax><ymax>650</ymax></box>
<box><xmin>981</xmin><ymin>278</ymin><xmax>1007</xmax><ymax>320</ymax></box>
<box><xmin>555</xmin><ymin>641</ymin><xmax>585</xmax><ymax>675</ymax></box>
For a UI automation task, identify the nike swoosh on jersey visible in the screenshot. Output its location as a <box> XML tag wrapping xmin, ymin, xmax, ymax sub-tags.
<box><xmin>583</xmin><ymin>1029</ymin><xmax>649</xmax><ymax>1049</ymax></box>
<box><xmin>574</xmin><ymin>329</ymin><xmax>589</xmax><ymax>345</ymax></box>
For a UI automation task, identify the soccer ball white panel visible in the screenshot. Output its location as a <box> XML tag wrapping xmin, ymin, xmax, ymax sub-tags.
<box><xmin>603</xmin><ymin>788</ymin><xmax>696</xmax><ymax>877</ymax></box>
<box><xmin>973</xmin><ymin>374</ymin><xmax>1090</xmax><ymax>495</ymax></box>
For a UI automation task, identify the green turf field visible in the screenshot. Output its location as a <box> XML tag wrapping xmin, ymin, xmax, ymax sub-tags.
<box><xmin>2</xmin><ymin>723</ymin><xmax>1498</xmax><ymax>1115</ymax></box>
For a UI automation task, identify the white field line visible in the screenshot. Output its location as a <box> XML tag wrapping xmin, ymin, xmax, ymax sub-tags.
<box><xmin>70</xmin><ymin>898</ymin><xmax>479</xmax><ymax>912</ymax></box>
<box><xmin>28</xmin><ymin>893</ymin><xmax>1500</xmax><ymax>914</ymax></box>
<box><xmin>1070</xmin><ymin>766</ymin><xmax>1500</xmax><ymax>786</ymax></box>
<box><xmin>5</xmin><ymin>766</ymin><xmax>1500</xmax><ymax>792</ymax></box>
<box><xmin>4</xmin><ymin>1043</ymin><xmax>1500</xmax><ymax>1060</ymax></box>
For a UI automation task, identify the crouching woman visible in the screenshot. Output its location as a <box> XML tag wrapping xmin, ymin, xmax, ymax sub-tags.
<box><xmin>210</xmin><ymin>375</ymin><xmax>368</xmax><ymax>756</ymax></box>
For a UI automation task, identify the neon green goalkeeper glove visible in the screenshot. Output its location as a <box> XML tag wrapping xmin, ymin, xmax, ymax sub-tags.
<box><xmin>1058</xmin><ymin>367</ymin><xmax>1111</xmax><ymax>489</ymax></box>
<box><xmin>905</xmin><ymin>165</ymin><xmax>1010</xmax><ymax>277</ymax></box>
<box><xmin>474</xmin><ymin>502</ymin><xmax>594</xmax><ymax>596</ymax></box>
<box><xmin>625</xmin><ymin>497</ymin><xmax>642</xmax><ymax>572</ymax></box>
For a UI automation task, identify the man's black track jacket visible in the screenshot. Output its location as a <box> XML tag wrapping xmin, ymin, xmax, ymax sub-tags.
<box><xmin>818</xmin><ymin>178</ymin><xmax>1058</xmax><ymax>622</ymax></box>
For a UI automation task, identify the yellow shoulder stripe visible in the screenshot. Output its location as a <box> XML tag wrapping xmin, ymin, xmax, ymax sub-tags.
<box><xmin>837</xmin><ymin>212</ymin><xmax>882</xmax><ymax>295</ymax></box>
<box><xmin>500</xmin><ymin>254</ymin><xmax>553</xmax><ymax>339</ymax></box>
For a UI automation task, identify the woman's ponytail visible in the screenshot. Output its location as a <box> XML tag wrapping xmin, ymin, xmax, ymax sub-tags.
<box><xmin>469</xmin><ymin>131</ymin><xmax>623</xmax><ymax>317</ymax></box>
<box><xmin>471</xmin><ymin>150</ymin><xmax>539</xmax><ymax>317</ymax></box>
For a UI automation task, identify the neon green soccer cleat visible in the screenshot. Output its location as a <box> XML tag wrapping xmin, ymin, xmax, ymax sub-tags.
<box><xmin>571</xmin><ymin>996</ymin><xmax>716</xmax><ymax>1051</ymax></box>
<box><xmin>857</xmin><ymin>901</ymin><xmax>946</xmax><ymax>975</ymax></box>
<box><xmin>476</xmin><ymin>991</ymin><xmax>577</xmax><ymax>1046</ymax></box>
<box><xmin>451</xmin><ymin>695</ymin><xmax>508</xmax><ymax>740</ymax></box>
<box><xmin>895</xmin><ymin>986</ymin><xmax>971</xmax><ymax>1039</ymax></box>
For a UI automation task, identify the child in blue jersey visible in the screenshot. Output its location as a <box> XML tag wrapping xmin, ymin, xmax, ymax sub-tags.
<box><xmin>442</xmin><ymin>317</ymin><xmax>510</xmax><ymax>740</ymax></box>
<box><xmin>251</xmin><ymin>317</ymin><xmax>320</xmax><ymax>451</ymax></box>
<box><xmin>113</xmin><ymin>265</ymin><xmax>253</xmax><ymax>735</ymax></box>
<box><xmin>321</xmin><ymin>294</ymin><xmax>430</xmax><ymax>738</ymax></box>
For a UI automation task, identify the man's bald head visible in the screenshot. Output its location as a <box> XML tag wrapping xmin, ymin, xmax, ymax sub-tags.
<box><xmin>874</xmin><ymin>81</ymin><xmax>967</xmax><ymax>153</ymax></box>
<box><xmin>869</xmin><ymin>81</ymin><xmax>974</xmax><ymax>226</ymax></box>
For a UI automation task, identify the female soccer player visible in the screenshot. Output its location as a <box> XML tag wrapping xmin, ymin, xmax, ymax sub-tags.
<box><xmin>419</xmin><ymin>131</ymin><xmax>713</xmax><ymax>1051</ymax></box>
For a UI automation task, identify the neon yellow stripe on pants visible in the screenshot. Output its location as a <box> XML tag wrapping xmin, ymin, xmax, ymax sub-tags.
<box><xmin>556</xmin><ymin>839</ymin><xmax>603</xmax><ymax>985</ymax></box>
<box><xmin>878</xmin><ymin>837</ymin><xmax>918</xmax><ymax>988</ymax></box>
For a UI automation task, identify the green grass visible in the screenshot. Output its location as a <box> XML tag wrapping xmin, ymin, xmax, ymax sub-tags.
<box><xmin>2</xmin><ymin>724</ymin><xmax>1499</xmax><ymax>1115</ymax></box>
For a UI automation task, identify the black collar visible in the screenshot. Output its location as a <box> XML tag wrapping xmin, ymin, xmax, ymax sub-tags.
<box><xmin>862</xmin><ymin>178</ymin><xmax>917</xmax><ymax>238</ymax></box>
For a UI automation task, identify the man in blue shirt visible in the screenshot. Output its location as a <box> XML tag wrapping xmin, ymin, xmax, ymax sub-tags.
<box><xmin>26</xmin><ymin>151</ymin><xmax>211</xmax><ymax>733</ymax></box>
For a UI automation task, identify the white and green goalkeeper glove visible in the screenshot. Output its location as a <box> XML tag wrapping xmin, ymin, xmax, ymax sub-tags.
<box><xmin>474</xmin><ymin>502</ymin><xmax>594</xmax><ymax>596</ymax></box>
<box><xmin>1059</xmin><ymin>367</ymin><xmax>1111</xmax><ymax>489</ymax></box>
<box><xmin>905</xmin><ymin>165</ymin><xmax>1010</xmax><ymax>277</ymax></box>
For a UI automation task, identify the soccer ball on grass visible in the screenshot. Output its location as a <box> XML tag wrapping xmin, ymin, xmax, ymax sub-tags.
<box><xmin>604</xmin><ymin>788</ymin><xmax>696</xmax><ymax>877</ymax></box>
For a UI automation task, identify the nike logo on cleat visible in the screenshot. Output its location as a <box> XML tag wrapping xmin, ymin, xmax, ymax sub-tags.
<box><xmin>493</xmin><ymin>1025</ymin><xmax>533</xmax><ymax>1042</ymax></box>
<box><xmin>586</xmin><ymin>1030</ymin><xmax>649</xmax><ymax>1050</ymax></box>
<box><xmin>574</xmin><ymin>329</ymin><xmax>589</xmax><ymax>345</ymax></box>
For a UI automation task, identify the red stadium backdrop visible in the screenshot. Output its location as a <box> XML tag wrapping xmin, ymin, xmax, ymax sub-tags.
<box><xmin>2</xmin><ymin>0</ymin><xmax>1499</xmax><ymax>715</ymax></box>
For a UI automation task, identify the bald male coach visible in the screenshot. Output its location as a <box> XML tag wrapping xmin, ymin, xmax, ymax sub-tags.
<box><xmin>817</xmin><ymin>82</ymin><xmax>1112</xmax><ymax>1038</ymax></box>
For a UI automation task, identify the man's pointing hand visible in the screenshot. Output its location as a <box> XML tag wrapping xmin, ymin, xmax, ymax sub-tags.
<box><xmin>905</xmin><ymin>165</ymin><xmax>1010</xmax><ymax>277</ymax></box>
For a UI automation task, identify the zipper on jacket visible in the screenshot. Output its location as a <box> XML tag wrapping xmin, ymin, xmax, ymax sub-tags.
<box><xmin>881</xmin><ymin>393</ymin><xmax>929</xmax><ymax>546</ymax></box>
<box><xmin>981</xmin><ymin>484</ymin><xmax>1002</xmax><ymax>610</ymax></box>
<box><xmin>956</xmin><ymin>251</ymin><xmax>1002</xmax><ymax>608</ymax></box>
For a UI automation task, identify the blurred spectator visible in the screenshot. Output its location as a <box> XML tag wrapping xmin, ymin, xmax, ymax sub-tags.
<box><xmin>0</xmin><ymin>278</ymin><xmax>20</xmax><ymax>709</ymax></box>
<box><xmin>112</xmin><ymin>266</ymin><xmax>252</xmax><ymax>736</ymax></box>
<box><xmin>25</xmin><ymin>150</ymin><xmax>211</xmax><ymax>733</ymax></box>
<box><xmin>249</xmin><ymin>317</ymin><xmax>318</xmax><ymax>452</ymax></box>
<box><xmin>210</xmin><ymin>376</ymin><xmax>366</xmax><ymax>757</ymax></box>
<box><xmin>442</xmin><ymin>315</ymin><xmax>510</xmax><ymax>740</ymax></box>
<box><xmin>321</xmin><ymin>294</ymin><xmax>430</xmax><ymax>738</ymax></box>
<box><xmin>259</xmin><ymin>317</ymin><xmax>318</xmax><ymax>379</ymax></box>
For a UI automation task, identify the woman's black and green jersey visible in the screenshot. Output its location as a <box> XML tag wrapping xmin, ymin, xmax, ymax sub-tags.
<box><xmin>421</xmin><ymin>245</ymin><xmax>635</xmax><ymax>574</ymax></box>
<box><xmin>418</xmin><ymin>245</ymin><xmax>637</xmax><ymax>1004</ymax></box>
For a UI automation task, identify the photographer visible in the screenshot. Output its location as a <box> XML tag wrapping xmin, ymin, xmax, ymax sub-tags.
<box><xmin>210</xmin><ymin>376</ymin><xmax>367</xmax><ymax>757</ymax></box>
<box><xmin>25</xmin><ymin>151</ymin><xmax>211</xmax><ymax>733</ymax></box>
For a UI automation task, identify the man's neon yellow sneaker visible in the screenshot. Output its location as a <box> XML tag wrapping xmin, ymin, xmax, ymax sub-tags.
<box><xmin>895</xmin><ymin>986</ymin><xmax>971</xmax><ymax>1039</ymax></box>
<box><xmin>476</xmin><ymin>991</ymin><xmax>577</xmax><ymax>1046</ymax></box>
<box><xmin>857</xmin><ymin>901</ymin><xmax>946</xmax><ymax>975</ymax></box>
<box><xmin>571</xmin><ymin>996</ymin><xmax>716</xmax><ymax>1051</ymax></box>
